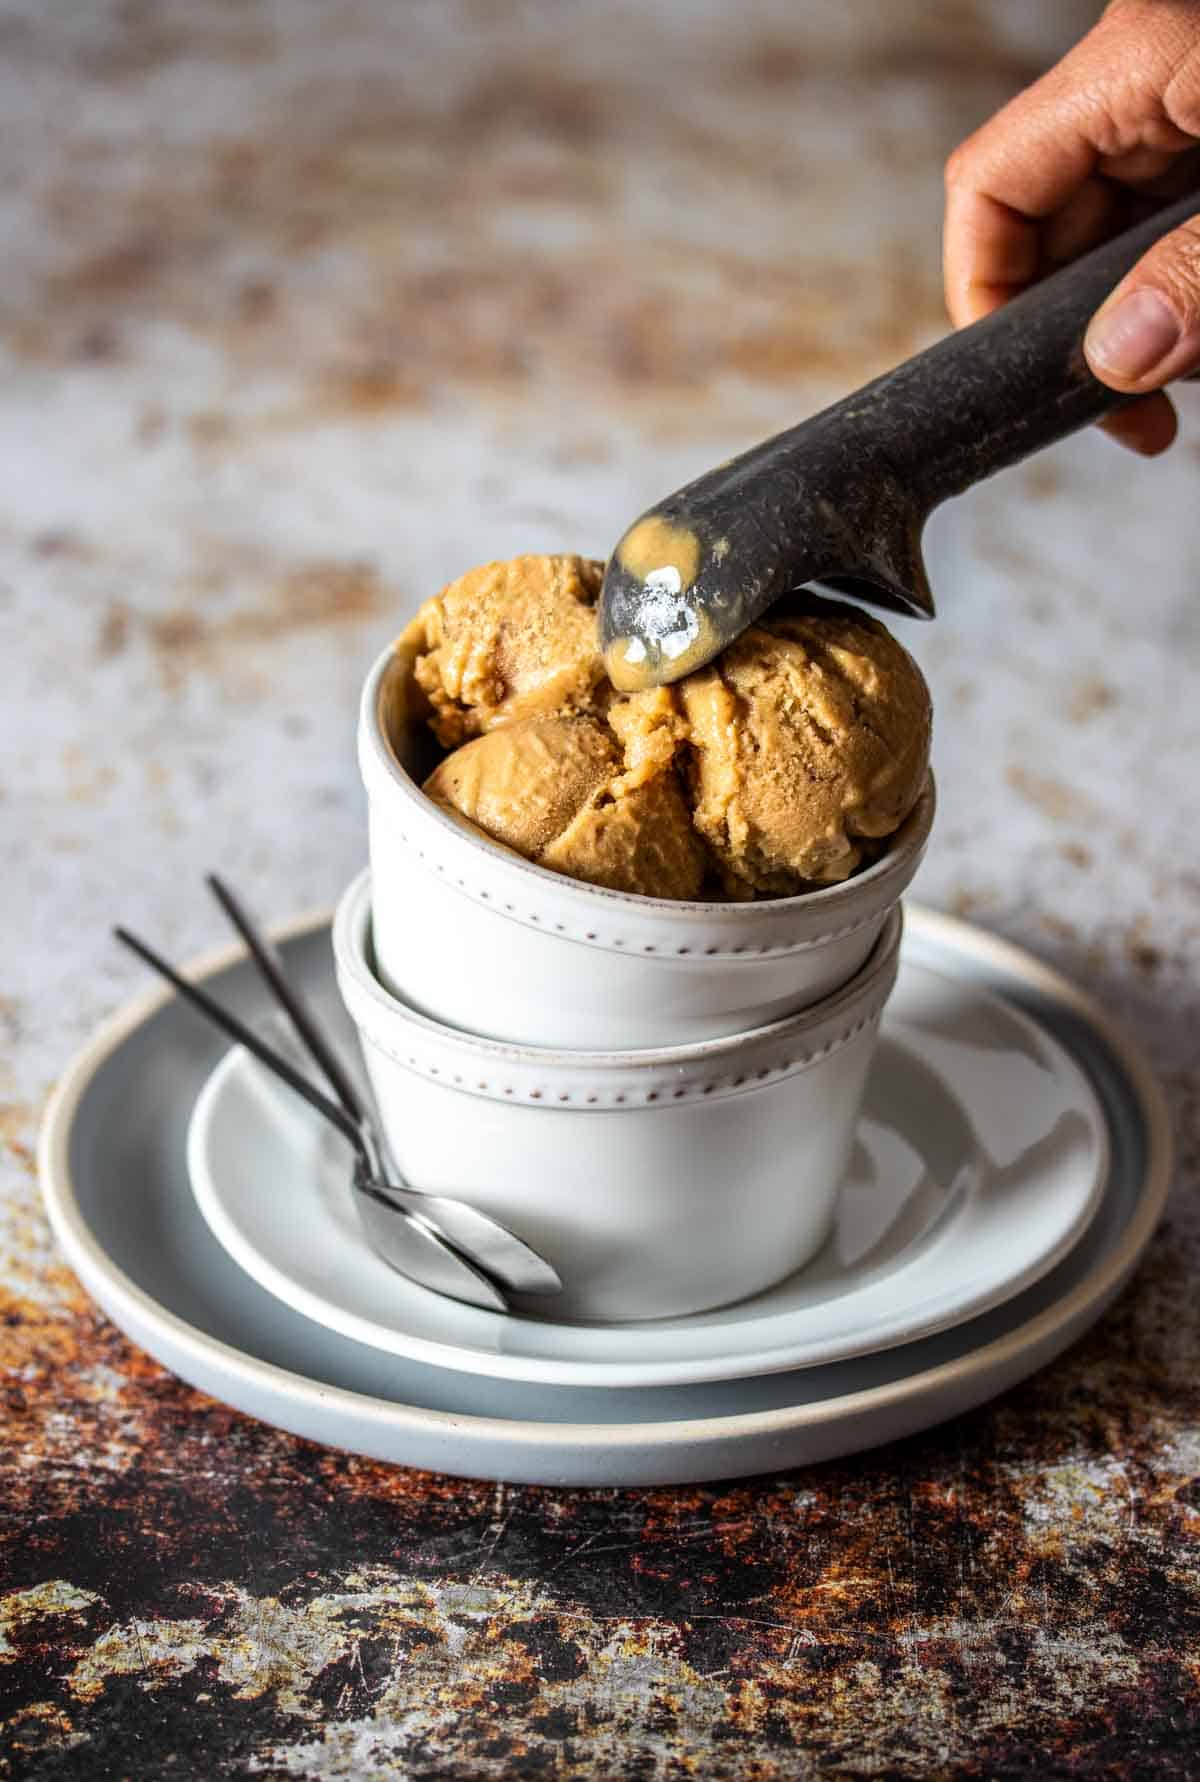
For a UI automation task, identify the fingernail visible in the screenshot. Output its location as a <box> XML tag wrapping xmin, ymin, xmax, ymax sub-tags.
<box><xmin>1085</xmin><ymin>289</ymin><xmax>1181</xmax><ymax>382</ymax></box>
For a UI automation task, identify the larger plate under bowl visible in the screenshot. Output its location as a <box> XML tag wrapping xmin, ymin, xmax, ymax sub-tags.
<box><xmin>38</xmin><ymin>906</ymin><xmax>1171</xmax><ymax>1487</ymax></box>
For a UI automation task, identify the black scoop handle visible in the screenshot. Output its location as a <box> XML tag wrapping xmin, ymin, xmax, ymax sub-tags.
<box><xmin>599</xmin><ymin>189</ymin><xmax>1200</xmax><ymax>681</ymax></box>
<box><xmin>876</xmin><ymin>188</ymin><xmax>1200</xmax><ymax>512</ymax></box>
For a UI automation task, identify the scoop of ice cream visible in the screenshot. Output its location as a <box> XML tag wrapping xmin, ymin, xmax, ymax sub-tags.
<box><xmin>424</xmin><ymin>715</ymin><xmax>707</xmax><ymax>899</ymax></box>
<box><xmin>401</xmin><ymin>554</ymin><xmax>606</xmax><ymax>749</ymax></box>
<box><xmin>541</xmin><ymin>762</ymin><xmax>708</xmax><ymax>901</ymax></box>
<box><xmin>424</xmin><ymin>715</ymin><xmax>615</xmax><ymax>857</ymax></box>
<box><xmin>678</xmin><ymin>599</ymin><xmax>930</xmax><ymax>894</ymax></box>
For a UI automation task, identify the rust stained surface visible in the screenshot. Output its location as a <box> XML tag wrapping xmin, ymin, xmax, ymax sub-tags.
<box><xmin>4</xmin><ymin>0</ymin><xmax>1200</xmax><ymax>1776</ymax></box>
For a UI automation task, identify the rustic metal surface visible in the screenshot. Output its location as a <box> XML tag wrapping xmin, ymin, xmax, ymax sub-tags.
<box><xmin>3</xmin><ymin>0</ymin><xmax>1198</xmax><ymax>1775</ymax></box>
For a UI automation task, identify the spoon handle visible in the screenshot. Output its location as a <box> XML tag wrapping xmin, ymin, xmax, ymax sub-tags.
<box><xmin>206</xmin><ymin>875</ymin><xmax>366</xmax><ymax>1125</ymax></box>
<box><xmin>114</xmin><ymin>926</ymin><xmax>365</xmax><ymax>1150</ymax></box>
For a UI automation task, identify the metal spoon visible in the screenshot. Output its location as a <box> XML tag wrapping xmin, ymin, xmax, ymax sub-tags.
<box><xmin>114</xmin><ymin>904</ymin><xmax>561</xmax><ymax>1312</ymax></box>
<box><xmin>201</xmin><ymin>877</ymin><xmax>561</xmax><ymax>1301</ymax></box>
<box><xmin>251</xmin><ymin>1014</ymin><xmax>559</xmax><ymax>1318</ymax></box>
<box><xmin>598</xmin><ymin>191</ymin><xmax>1200</xmax><ymax>689</ymax></box>
<box><xmin>114</xmin><ymin>923</ymin><xmax>512</xmax><ymax>1311</ymax></box>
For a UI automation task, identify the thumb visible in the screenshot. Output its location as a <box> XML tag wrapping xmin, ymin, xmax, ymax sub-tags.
<box><xmin>1084</xmin><ymin>213</ymin><xmax>1200</xmax><ymax>392</ymax></box>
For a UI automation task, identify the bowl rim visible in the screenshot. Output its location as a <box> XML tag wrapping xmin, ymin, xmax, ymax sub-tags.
<box><xmin>359</xmin><ymin>641</ymin><xmax>935</xmax><ymax>931</ymax></box>
<box><xmin>333</xmin><ymin>867</ymin><xmax>903</xmax><ymax>1085</ymax></box>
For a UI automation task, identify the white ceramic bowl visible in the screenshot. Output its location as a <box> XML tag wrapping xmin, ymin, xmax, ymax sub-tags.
<box><xmin>359</xmin><ymin>642</ymin><xmax>932</xmax><ymax>1049</ymax></box>
<box><xmin>333</xmin><ymin>870</ymin><xmax>902</xmax><ymax>1323</ymax></box>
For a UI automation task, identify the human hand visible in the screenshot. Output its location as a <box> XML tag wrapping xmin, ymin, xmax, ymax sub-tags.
<box><xmin>943</xmin><ymin>0</ymin><xmax>1200</xmax><ymax>455</ymax></box>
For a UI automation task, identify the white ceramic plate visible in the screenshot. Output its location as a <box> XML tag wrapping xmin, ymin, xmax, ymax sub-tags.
<box><xmin>37</xmin><ymin>906</ymin><xmax>1172</xmax><ymax>1487</ymax></box>
<box><xmin>188</xmin><ymin>964</ymin><xmax>1108</xmax><ymax>1388</ymax></box>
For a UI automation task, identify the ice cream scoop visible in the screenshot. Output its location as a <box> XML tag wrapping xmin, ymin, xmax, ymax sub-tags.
<box><xmin>599</xmin><ymin>192</ymin><xmax>1200</xmax><ymax>690</ymax></box>
<box><xmin>424</xmin><ymin>714</ymin><xmax>708</xmax><ymax>899</ymax></box>
<box><xmin>407</xmin><ymin>553</ymin><xmax>606</xmax><ymax>747</ymax></box>
<box><xmin>678</xmin><ymin>597</ymin><xmax>931</xmax><ymax>895</ymax></box>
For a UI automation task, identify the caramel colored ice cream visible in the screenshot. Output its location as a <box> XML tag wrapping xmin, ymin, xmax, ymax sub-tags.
<box><xmin>424</xmin><ymin>716</ymin><xmax>708</xmax><ymax>899</ymax></box>
<box><xmin>398</xmin><ymin>555</ymin><xmax>930</xmax><ymax>901</ymax></box>
<box><xmin>404</xmin><ymin>554</ymin><xmax>606</xmax><ymax>749</ymax></box>
<box><xmin>678</xmin><ymin>600</ymin><xmax>932</xmax><ymax>893</ymax></box>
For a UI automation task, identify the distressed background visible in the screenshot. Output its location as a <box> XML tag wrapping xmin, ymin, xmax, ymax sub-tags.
<box><xmin>4</xmin><ymin>0</ymin><xmax>1200</xmax><ymax>1775</ymax></box>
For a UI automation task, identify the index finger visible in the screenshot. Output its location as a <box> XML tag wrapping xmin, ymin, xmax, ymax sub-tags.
<box><xmin>943</xmin><ymin>79</ymin><xmax>1107</xmax><ymax>325</ymax></box>
<box><xmin>942</xmin><ymin>8</ymin><xmax>1192</xmax><ymax>324</ymax></box>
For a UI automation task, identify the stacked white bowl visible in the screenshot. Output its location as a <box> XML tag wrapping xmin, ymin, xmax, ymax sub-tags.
<box><xmin>335</xmin><ymin>641</ymin><xmax>933</xmax><ymax>1322</ymax></box>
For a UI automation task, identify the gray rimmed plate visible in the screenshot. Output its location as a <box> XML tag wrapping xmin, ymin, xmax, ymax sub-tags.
<box><xmin>38</xmin><ymin>906</ymin><xmax>1171</xmax><ymax>1487</ymax></box>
